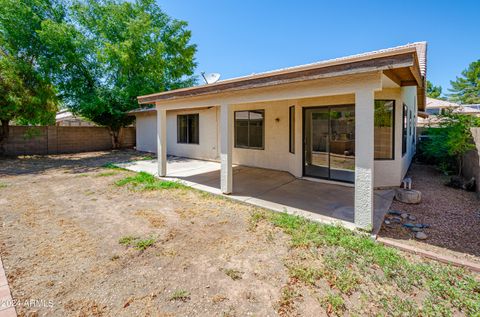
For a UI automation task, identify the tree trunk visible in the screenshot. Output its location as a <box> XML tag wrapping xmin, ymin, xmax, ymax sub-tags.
<box><xmin>109</xmin><ymin>127</ymin><xmax>122</xmax><ymax>149</ymax></box>
<box><xmin>0</xmin><ymin>119</ymin><xmax>10</xmax><ymax>155</ymax></box>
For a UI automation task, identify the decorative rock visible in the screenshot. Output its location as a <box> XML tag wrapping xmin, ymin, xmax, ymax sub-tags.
<box><xmin>415</xmin><ymin>232</ymin><xmax>427</xmax><ymax>240</ymax></box>
<box><xmin>411</xmin><ymin>227</ymin><xmax>422</xmax><ymax>232</ymax></box>
<box><xmin>408</xmin><ymin>215</ymin><xmax>417</xmax><ymax>221</ymax></box>
<box><xmin>401</xmin><ymin>213</ymin><xmax>409</xmax><ymax>219</ymax></box>
<box><xmin>403</xmin><ymin>223</ymin><xmax>415</xmax><ymax>228</ymax></box>
<box><xmin>395</xmin><ymin>189</ymin><xmax>422</xmax><ymax>204</ymax></box>
<box><xmin>388</xmin><ymin>210</ymin><xmax>402</xmax><ymax>216</ymax></box>
<box><xmin>391</xmin><ymin>217</ymin><xmax>402</xmax><ymax>223</ymax></box>
<box><xmin>384</xmin><ymin>220</ymin><xmax>391</xmax><ymax>225</ymax></box>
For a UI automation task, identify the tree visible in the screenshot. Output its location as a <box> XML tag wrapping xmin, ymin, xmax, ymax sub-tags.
<box><xmin>41</xmin><ymin>0</ymin><xmax>197</xmax><ymax>147</ymax></box>
<box><xmin>449</xmin><ymin>60</ymin><xmax>480</xmax><ymax>104</ymax></box>
<box><xmin>421</xmin><ymin>110</ymin><xmax>480</xmax><ymax>175</ymax></box>
<box><xmin>426</xmin><ymin>80</ymin><xmax>443</xmax><ymax>99</ymax></box>
<box><xmin>0</xmin><ymin>0</ymin><xmax>62</xmax><ymax>152</ymax></box>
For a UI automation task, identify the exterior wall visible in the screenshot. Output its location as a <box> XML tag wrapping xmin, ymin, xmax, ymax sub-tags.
<box><xmin>3</xmin><ymin>126</ymin><xmax>135</xmax><ymax>156</ymax></box>
<box><xmin>166</xmin><ymin>107</ymin><xmax>219</xmax><ymax>161</ymax></box>
<box><xmin>135</xmin><ymin>113</ymin><xmax>157</xmax><ymax>153</ymax></box>
<box><xmin>147</xmin><ymin>73</ymin><xmax>417</xmax><ymax>188</ymax></box>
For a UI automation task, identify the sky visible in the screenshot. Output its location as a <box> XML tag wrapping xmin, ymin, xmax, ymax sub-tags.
<box><xmin>159</xmin><ymin>0</ymin><xmax>479</xmax><ymax>95</ymax></box>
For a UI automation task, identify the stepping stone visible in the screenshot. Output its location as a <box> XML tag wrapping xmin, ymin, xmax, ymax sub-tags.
<box><xmin>415</xmin><ymin>232</ymin><xmax>427</xmax><ymax>240</ymax></box>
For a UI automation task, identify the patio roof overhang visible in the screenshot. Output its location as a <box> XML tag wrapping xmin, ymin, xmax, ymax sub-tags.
<box><xmin>138</xmin><ymin>42</ymin><xmax>427</xmax><ymax>110</ymax></box>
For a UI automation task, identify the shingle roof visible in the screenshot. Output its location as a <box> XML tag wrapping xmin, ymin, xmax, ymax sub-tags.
<box><xmin>138</xmin><ymin>42</ymin><xmax>427</xmax><ymax>104</ymax></box>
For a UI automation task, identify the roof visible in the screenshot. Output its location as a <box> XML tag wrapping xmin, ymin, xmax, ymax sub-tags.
<box><xmin>138</xmin><ymin>42</ymin><xmax>427</xmax><ymax>105</ymax></box>
<box><xmin>426</xmin><ymin>97</ymin><xmax>459</xmax><ymax>109</ymax></box>
<box><xmin>127</xmin><ymin>107</ymin><xmax>156</xmax><ymax>115</ymax></box>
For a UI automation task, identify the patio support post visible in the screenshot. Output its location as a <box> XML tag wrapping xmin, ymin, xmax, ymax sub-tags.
<box><xmin>157</xmin><ymin>107</ymin><xmax>167</xmax><ymax>177</ymax></box>
<box><xmin>354</xmin><ymin>88</ymin><xmax>375</xmax><ymax>230</ymax></box>
<box><xmin>220</xmin><ymin>104</ymin><xmax>233</xmax><ymax>194</ymax></box>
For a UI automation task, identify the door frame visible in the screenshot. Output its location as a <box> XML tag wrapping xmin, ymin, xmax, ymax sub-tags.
<box><xmin>302</xmin><ymin>104</ymin><xmax>355</xmax><ymax>183</ymax></box>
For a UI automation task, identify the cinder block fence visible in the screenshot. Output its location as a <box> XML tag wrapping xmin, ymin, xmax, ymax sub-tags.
<box><xmin>2</xmin><ymin>126</ymin><xmax>135</xmax><ymax>156</ymax></box>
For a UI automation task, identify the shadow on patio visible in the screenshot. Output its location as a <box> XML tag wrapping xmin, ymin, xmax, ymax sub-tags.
<box><xmin>118</xmin><ymin>156</ymin><xmax>394</xmax><ymax>232</ymax></box>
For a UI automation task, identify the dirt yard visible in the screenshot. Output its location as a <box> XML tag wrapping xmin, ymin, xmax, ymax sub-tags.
<box><xmin>379</xmin><ymin>163</ymin><xmax>480</xmax><ymax>265</ymax></box>
<box><xmin>0</xmin><ymin>151</ymin><xmax>478</xmax><ymax>317</ymax></box>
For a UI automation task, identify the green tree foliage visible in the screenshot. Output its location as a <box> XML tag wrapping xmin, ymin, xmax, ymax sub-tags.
<box><xmin>420</xmin><ymin>110</ymin><xmax>480</xmax><ymax>175</ymax></box>
<box><xmin>426</xmin><ymin>80</ymin><xmax>443</xmax><ymax>99</ymax></box>
<box><xmin>449</xmin><ymin>60</ymin><xmax>480</xmax><ymax>104</ymax></box>
<box><xmin>0</xmin><ymin>0</ymin><xmax>61</xmax><ymax>151</ymax></box>
<box><xmin>41</xmin><ymin>0</ymin><xmax>197</xmax><ymax>147</ymax></box>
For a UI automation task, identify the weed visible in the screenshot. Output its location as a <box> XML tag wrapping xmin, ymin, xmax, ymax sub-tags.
<box><xmin>0</xmin><ymin>182</ymin><xmax>6</xmax><ymax>189</ymax></box>
<box><xmin>223</xmin><ymin>268</ymin><xmax>243</xmax><ymax>280</ymax></box>
<box><xmin>170</xmin><ymin>289</ymin><xmax>190</xmax><ymax>301</ymax></box>
<box><xmin>278</xmin><ymin>286</ymin><xmax>300</xmax><ymax>315</ymax></box>
<box><xmin>96</xmin><ymin>171</ymin><xmax>117</xmax><ymax>177</ymax></box>
<box><xmin>134</xmin><ymin>238</ymin><xmax>156</xmax><ymax>251</ymax></box>
<box><xmin>249</xmin><ymin>209</ymin><xmax>268</xmax><ymax>230</ymax></box>
<box><xmin>321</xmin><ymin>293</ymin><xmax>345</xmax><ymax>316</ymax></box>
<box><xmin>115</xmin><ymin>172</ymin><xmax>187</xmax><ymax>191</ymax></box>
<box><xmin>102</xmin><ymin>162</ymin><xmax>122</xmax><ymax>169</ymax></box>
<box><xmin>119</xmin><ymin>236</ymin><xmax>138</xmax><ymax>246</ymax></box>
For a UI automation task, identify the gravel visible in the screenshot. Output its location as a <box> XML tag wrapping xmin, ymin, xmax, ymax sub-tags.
<box><xmin>379</xmin><ymin>163</ymin><xmax>480</xmax><ymax>264</ymax></box>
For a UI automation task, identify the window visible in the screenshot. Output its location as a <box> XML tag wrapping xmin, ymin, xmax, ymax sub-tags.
<box><xmin>177</xmin><ymin>114</ymin><xmax>199</xmax><ymax>144</ymax></box>
<box><xmin>289</xmin><ymin>106</ymin><xmax>295</xmax><ymax>154</ymax></box>
<box><xmin>402</xmin><ymin>103</ymin><xmax>408</xmax><ymax>156</ymax></box>
<box><xmin>234</xmin><ymin>110</ymin><xmax>264</xmax><ymax>149</ymax></box>
<box><xmin>374</xmin><ymin>100</ymin><xmax>395</xmax><ymax>160</ymax></box>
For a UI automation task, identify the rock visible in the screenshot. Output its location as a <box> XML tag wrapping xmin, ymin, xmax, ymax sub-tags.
<box><xmin>384</xmin><ymin>220</ymin><xmax>391</xmax><ymax>225</ymax></box>
<box><xmin>401</xmin><ymin>213</ymin><xmax>409</xmax><ymax>219</ymax></box>
<box><xmin>411</xmin><ymin>227</ymin><xmax>422</xmax><ymax>232</ymax></box>
<box><xmin>403</xmin><ymin>223</ymin><xmax>415</xmax><ymax>228</ymax></box>
<box><xmin>388</xmin><ymin>210</ymin><xmax>402</xmax><ymax>216</ymax></box>
<box><xmin>391</xmin><ymin>217</ymin><xmax>402</xmax><ymax>223</ymax></box>
<box><xmin>415</xmin><ymin>232</ymin><xmax>427</xmax><ymax>240</ymax></box>
<box><xmin>395</xmin><ymin>189</ymin><xmax>422</xmax><ymax>204</ymax></box>
<box><xmin>408</xmin><ymin>215</ymin><xmax>417</xmax><ymax>221</ymax></box>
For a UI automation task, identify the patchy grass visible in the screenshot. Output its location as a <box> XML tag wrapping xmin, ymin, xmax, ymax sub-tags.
<box><xmin>96</xmin><ymin>171</ymin><xmax>118</xmax><ymax>177</ymax></box>
<box><xmin>119</xmin><ymin>235</ymin><xmax>156</xmax><ymax>251</ymax></box>
<box><xmin>252</xmin><ymin>211</ymin><xmax>480</xmax><ymax>316</ymax></box>
<box><xmin>222</xmin><ymin>268</ymin><xmax>243</xmax><ymax>281</ymax></box>
<box><xmin>0</xmin><ymin>182</ymin><xmax>7</xmax><ymax>189</ymax></box>
<box><xmin>115</xmin><ymin>172</ymin><xmax>187</xmax><ymax>191</ymax></box>
<box><xmin>119</xmin><ymin>236</ymin><xmax>138</xmax><ymax>246</ymax></box>
<box><xmin>170</xmin><ymin>290</ymin><xmax>190</xmax><ymax>301</ymax></box>
<box><xmin>102</xmin><ymin>162</ymin><xmax>123</xmax><ymax>169</ymax></box>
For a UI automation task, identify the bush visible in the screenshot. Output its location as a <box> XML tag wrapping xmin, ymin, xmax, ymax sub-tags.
<box><xmin>419</xmin><ymin>110</ymin><xmax>480</xmax><ymax>175</ymax></box>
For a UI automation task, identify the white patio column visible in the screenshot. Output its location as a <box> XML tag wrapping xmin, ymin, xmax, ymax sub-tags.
<box><xmin>354</xmin><ymin>89</ymin><xmax>375</xmax><ymax>229</ymax></box>
<box><xmin>220</xmin><ymin>104</ymin><xmax>233</xmax><ymax>194</ymax></box>
<box><xmin>157</xmin><ymin>107</ymin><xmax>167</xmax><ymax>177</ymax></box>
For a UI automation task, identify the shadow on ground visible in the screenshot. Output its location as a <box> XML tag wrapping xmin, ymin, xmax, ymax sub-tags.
<box><xmin>0</xmin><ymin>149</ymin><xmax>152</xmax><ymax>176</ymax></box>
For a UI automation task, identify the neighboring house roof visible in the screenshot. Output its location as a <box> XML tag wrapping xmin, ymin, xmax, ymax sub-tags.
<box><xmin>426</xmin><ymin>97</ymin><xmax>459</xmax><ymax>109</ymax></box>
<box><xmin>138</xmin><ymin>42</ymin><xmax>427</xmax><ymax>109</ymax></box>
<box><xmin>55</xmin><ymin>109</ymin><xmax>96</xmax><ymax>126</ymax></box>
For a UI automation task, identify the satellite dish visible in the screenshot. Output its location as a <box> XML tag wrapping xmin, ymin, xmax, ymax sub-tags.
<box><xmin>201</xmin><ymin>72</ymin><xmax>221</xmax><ymax>84</ymax></box>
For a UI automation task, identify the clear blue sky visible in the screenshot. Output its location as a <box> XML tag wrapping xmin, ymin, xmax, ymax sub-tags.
<box><xmin>160</xmin><ymin>0</ymin><xmax>479</xmax><ymax>94</ymax></box>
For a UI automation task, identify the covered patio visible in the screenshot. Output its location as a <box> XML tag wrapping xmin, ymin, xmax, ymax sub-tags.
<box><xmin>118</xmin><ymin>157</ymin><xmax>394</xmax><ymax>233</ymax></box>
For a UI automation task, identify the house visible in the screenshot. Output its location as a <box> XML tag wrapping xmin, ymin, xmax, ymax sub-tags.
<box><xmin>418</xmin><ymin>98</ymin><xmax>480</xmax><ymax>126</ymax></box>
<box><xmin>55</xmin><ymin>109</ymin><xmax>96</xmax><ymax>127</ymax></box>
<box><xmin>133</xmin><ymin>42</ymin><xmax>427</xmax><ymax>229</ymax></box>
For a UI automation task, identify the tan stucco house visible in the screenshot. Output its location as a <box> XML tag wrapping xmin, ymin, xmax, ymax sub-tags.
<box><xmin>133</xmin><ymin>42</ymin><xmax>427</xmax><ymax>229</ymax></box>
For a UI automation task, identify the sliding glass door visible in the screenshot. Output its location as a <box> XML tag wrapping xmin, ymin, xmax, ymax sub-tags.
<box><xmin>303</xmin><ymin>105</ymin><xmax>355</xmax><ymax>183</ymax></box>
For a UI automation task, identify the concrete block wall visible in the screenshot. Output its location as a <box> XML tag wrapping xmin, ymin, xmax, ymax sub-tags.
<box><xmin>3</xmin><ymin>126</ymin><xmax>135</xmax><ymax>156</ymax></box>
<box><xmin>463</xmin><ymin>128</ymin><xmax>480</xmax><ymax>196</ymax></box>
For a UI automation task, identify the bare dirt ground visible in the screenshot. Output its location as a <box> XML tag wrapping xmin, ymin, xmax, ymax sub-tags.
<box><xmin>0</xmin><ymin>151</ymin><xmax>297</xmax><ymax>316</ymax></box>
<box><xmin>0</xmin><ymin>152</ymin><xmax>478</xmax><ymax>317</ymax></box>
<box><xmin>379</xmin><ymin>163</ymin><xmax>480</xmax><ymax>265</ymax></box>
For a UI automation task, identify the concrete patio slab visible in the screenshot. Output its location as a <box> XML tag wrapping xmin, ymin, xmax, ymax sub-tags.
<box><xmin>117</xmin><ymin>157</ymin><xmax>394</xmax><ymax>232</ymax></box>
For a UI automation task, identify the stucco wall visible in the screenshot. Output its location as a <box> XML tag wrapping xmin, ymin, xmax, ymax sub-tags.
<box><xmin>166</xmin><ymin>107</ymin><xmax>219</xmax><ymax>161</ymax></box>
<box><xmin>135</xmin><ymin>113</ymin><xmax>157</xmax><ymax>153</ymax></box>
